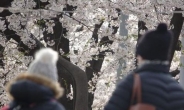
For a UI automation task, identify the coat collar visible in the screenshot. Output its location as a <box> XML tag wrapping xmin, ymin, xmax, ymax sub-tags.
<box><xmin>134</xmin><ymin>61</ymin><xmax>170</xmax><ymax>73</ymax></box>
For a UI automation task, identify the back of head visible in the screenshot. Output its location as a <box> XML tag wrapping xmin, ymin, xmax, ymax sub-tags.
<box><xmin>136</xmin><ymin>23</ymin><xmax>173</xmax><ymax>61</ymax></box>
<box><xmin>27</xmin><ymin>48</ymin><xmax>59</xmax><ymax>81</ymax></box>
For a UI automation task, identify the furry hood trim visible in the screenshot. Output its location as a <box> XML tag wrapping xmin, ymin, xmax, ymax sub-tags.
<box><xmin>6</xmin><ymin>73</ymin><xmax>64</xmax><ymax>100</ymax></box>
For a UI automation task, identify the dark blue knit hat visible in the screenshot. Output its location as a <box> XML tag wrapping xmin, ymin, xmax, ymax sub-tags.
<box><xmin>136</xmin><ymin>23</ymin><xmax>173</xmax><ymax>61</ymax></box>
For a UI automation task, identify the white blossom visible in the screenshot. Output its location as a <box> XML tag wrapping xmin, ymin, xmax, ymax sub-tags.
<box><xmin>0</xmin><ymin>0</ymin><xmax>183</xmax><ymax>109</ymax></box>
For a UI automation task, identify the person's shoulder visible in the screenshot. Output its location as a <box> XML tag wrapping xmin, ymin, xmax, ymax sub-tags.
<box><xmin>40</xmin><ymin>100</ymin><xmax>65</xmax><ymax>110</ymax></box>
<box><xmin>52</xmin><ymin>101</ymin><xmax>65</xmax><ymax>110</ymax></box>
<box><xmin>121</xmin><ymin>72</ymin><xmax>134</xmax><ymax>81</ymax></box>
<box><xmin>117</xmin><ymin>72</ymin><xmax>134</xmax><ymax>87</ymax></box>
<box><xmin>55</xmin><ymin>104</ymin><xmax>65</xmax><ymax>110</ymax></box>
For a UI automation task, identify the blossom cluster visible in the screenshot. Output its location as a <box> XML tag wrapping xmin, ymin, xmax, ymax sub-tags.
<box><xmin>0</xmin><ymin>0</ymin><xmax>183</xmax><ymax>109</ymax></box>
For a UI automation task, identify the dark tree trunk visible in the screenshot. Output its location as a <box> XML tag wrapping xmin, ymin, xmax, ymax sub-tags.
<box><xmin>85</xmin><ymin>22</ymin><xmax>104</xmax><ymax>110</ymax></box>
<box><xmin>86</xmin><ymin>22</ymin><xmax>119</xmax><ymax>110</ymax></box>
<box><xmin>169</xmin><ymin>8</ymin><xmax>184</xmax><ymax>65</ymax></box>
<box><xmin>135</xmin><ymin>21</ymin><xmax>148</xmax><ymax>67</ymax></box>
<box><xmin>168</xmin><ymin>8</ymin><xmax>184</xmax><ymax>77</ymax></box>
<box><xmin>57</xmin><ymin>57</ymin><xmax>88</xmax><ymax>110</ymax></box>
<box><xmin>0</xmin><ymin>44</ymin><xmax>5</xmax><ymax>68</ymax></box>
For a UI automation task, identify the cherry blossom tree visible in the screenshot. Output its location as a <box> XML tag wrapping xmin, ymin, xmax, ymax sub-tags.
<box><xmin>0</xmin><ymin>0</ymin><xmax>184</xmax><ymax>110</ymax></box>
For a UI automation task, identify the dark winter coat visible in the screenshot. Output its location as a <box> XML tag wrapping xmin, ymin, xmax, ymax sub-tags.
<box><xmin>104</xmin><ymin>63</ymin><xmax>184</xmax><ymax>110</ymax></box>
<box><xmin>5</xmin><ymin>73</ymin><xmax>65</xmax><ymax>110</ymax></box>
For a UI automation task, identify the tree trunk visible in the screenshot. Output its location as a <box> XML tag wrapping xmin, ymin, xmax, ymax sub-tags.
<box><xmin>57</xmin><ymin>57</ymin><xmax>88</xmax><ymax>110</ymax></box>
<box><xmin>135</xmin><ymin>21</ymin><xmax>148</xmax><ymax>67</ymax></box>
<box><xmin>180</xmin><ymin>36</ymin><xmax>184</xmax><ymax>88</ymax></box>
<box><xmin>169</xmin><ymin>8</ymin><xmax>184</xmax><ymax>65</ymax></box>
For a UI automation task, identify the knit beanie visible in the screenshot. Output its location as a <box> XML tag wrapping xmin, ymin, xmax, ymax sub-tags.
<box><xmin>27</xmin><ymin>48</ymin><xmax>59</xmax><ymax>81</ymax></box>
<box><xmin>136</xmin><ymin>23</ymin><xmax>173</xmax><ymax>61</ymax></box>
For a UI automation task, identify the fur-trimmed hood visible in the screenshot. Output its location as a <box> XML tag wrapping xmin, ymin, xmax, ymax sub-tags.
<box><xmin>7</xmin><ymin>73</ymin><xmax>64</xmax><ymax>102</ymax></box>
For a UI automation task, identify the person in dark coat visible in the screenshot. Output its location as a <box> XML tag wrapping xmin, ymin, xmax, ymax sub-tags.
<box><xmin>104</xmin><ymin>23</ymin><xmax>184</xmax><ymax>110</ymax></box>
<box><xmin>1</xmin><ymin>48</ymin><xmax>65</xmax><ymax>110</ymax></box>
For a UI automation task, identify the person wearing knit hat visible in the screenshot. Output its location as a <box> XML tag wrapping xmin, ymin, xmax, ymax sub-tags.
<box><xmin>104</xmin><ymin>23</ymin><xmax>184</xmax><ymax>110</ymax></box>
<box><xmin>1</xmin><ymin>48</ymin><xmax>65</xmax><ymax>110</ymax></box>
<box><xmin>136</xmin><ymin>23</ymin><xmax>173</xmax><ymax>66</ymax></box>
